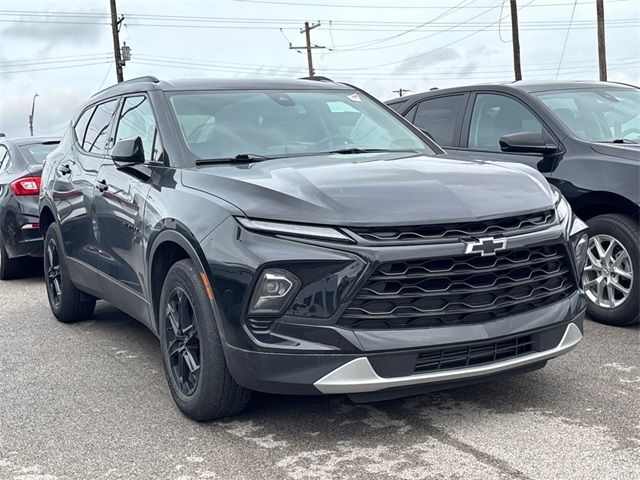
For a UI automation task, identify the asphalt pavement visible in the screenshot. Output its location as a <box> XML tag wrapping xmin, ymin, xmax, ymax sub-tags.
<box><xmin>1</xmin><ymin>269</ymin><xmax>639</xmax><ymax>480</ymax></box>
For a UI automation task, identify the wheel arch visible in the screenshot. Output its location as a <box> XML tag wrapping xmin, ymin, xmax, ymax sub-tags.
<box><xmin>571</xmin><ymin>191</ymin><xmax>640</xmax><ymax>222</ymax></box>
<box><xmin>146</xmin><ymin>222</ymin><xmax>215</xmax><ymax>335</ymax></box>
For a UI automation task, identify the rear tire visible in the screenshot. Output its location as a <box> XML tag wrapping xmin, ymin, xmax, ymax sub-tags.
<box><xmin>44</xmin><ymin>223</ymin><xmax>96</xmax><ymax>323</ymax></box>
<box><xmin>0</xmin><ymin>233</ymin><xmax>21</xmax><ymax>280</ymax></box>
<box><xmin>584</xmin><ymin>214</ymin><xmax>639</xmax><ymax>326</ymax></box>
<box><xmin>159</xmin><ymin>259</ymin><xmax>251</xmax><ymax>421</ymax></box>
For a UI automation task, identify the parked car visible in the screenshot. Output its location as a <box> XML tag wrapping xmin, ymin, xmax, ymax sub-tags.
<box><xmin>0</xmin><ymin>137</ymin><xmax>59</xmax><ymax>279</ymax></box>
<box><xmin>389</xmin><ymin>82</ymin><xmax>639</xmax><ymax>326</ymax></box>
<box><xmin>40</xmin><ymin>76</ymin><xmax>587</xmax><ymax>421</ymax></box>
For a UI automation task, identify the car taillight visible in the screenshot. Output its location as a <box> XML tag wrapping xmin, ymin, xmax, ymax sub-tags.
<box><xmin>10</xmin><ymin>176</ymin><xmax>41</xmax><ymax>196</ymax></box>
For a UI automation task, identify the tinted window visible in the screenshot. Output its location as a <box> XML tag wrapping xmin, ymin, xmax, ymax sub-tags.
<box><xmin>115</xmin><ymin>96</ymin><xmax>164</xmax><ymax>163</ymax></box>
<box><xmin>84</xmin><ymin>99</ymin><xmax>119</xmax><ymax>154</ymax></box>
<box><xmin>413</xmin><ymin>95</ymin><xmax>465</xmax><ymax>146</ymax></box>
<box><xmin>19</xmin><ymin>143</ymin><xmax>59</xmax><ymax>164</ymax></box>
<box><xmin>74</xmin><ymin>108</ymin><xmax>93</xmax><ymax>146</ymax></box>
<box><xmin>468</xmin><ymin>94</ymin><xmax>543</xmax><ymax>151</ymax></box>
<box><xmin>0</xmin><ymin>146</ymin><xmax>10</xmax><ymax>173</ymax></box>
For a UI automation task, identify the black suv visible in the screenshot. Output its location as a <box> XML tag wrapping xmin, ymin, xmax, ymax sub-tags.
<box><xmin>41</xmin><ymin>77</ymin><xmax>587</xmax><ymax>420</ymax></box>
<box><xmin>388</xmin><ymin>82</ymin><xmax>639</xmax><ymax>327</ymax></box>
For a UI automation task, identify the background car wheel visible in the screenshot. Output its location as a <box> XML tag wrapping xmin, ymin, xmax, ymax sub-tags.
<box><xmin>583</xmin><ymin>214</ymin><xmax>639</xmax><ymax>326</ymax></box>
<box><xmin>43</xmin><ymin>223</ymin><xmax>96</xmax><ymax>323</ymax></box>
<box><xmin>0</xmin><ymin>233</ymin><xmax>24</xmax><ymax>280</ymax></box>
<box><xmin>159</xmin><ymin>259</ymin><xmax>251</xmax><ymax>421</ymax></box>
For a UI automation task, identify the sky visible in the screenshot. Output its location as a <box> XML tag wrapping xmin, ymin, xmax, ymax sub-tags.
<box><xmin>0</xmin><ymin>0</ymin><xmax>638</xmax><ymax>138</ymax></box>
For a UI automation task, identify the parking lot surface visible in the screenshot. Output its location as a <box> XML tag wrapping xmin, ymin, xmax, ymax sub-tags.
<box><xmin>0</xmin><ymin>272</ymin><xmax>638</xmax><ymax>480</ymax></box>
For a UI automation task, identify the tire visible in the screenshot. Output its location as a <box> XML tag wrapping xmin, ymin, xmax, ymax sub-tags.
<box><xmin>0</xmin><ymin>233</ymin><xmax>21</xmax><ymax>280</ymax></box>
<box><xmin>584</xmin><ymin>214</ymin><xmax>639</xmax><ymax>326</ymax></box>
<box><xmin>159</xmin><ymin>259</ymin><xmax>251</xmax><ymax>421</ymax></box>
<box><xmin>43</xmin><ymin>223</ymin><xmax>96</xmax><ymax>323</ymax></box>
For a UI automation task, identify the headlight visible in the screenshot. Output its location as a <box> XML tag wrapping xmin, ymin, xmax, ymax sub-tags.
<box><xmin>236</xmin><ymin>217</ymin><xmax>353</xmax><ymax>242</ymax></box>
<box><xmin>552</xmin><ymin>187</ymin><xmax>571</xmax><ymax>223</ymax></box>
<box><xmin>249</xmin><ymin>269</ymin><xmax>301</xmax><ymax>315</ymax></box>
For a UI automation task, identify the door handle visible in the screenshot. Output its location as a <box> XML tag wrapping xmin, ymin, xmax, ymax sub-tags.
<box><xmin>96</xmin><ymin>179</ymin><xmax>109</xmax><ymax>193</ymax></box>
<box><xmin>57</xmin><ymin>164</ymin><xmax>72</xmax><ymax>175</ymax></box>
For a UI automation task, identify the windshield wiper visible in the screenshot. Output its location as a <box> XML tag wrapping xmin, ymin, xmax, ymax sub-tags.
<box><xmin>195</xmin><ymin>153</ymin><xmax>274</xmax><ymax>165</ymax></box>
<box><xmin>609</xmin><ymin>139</ymin><xmax>638</xmax><ymax>144</ymax></box>
<box><xmin>324</xmin><ymin>147</ymin><xmax>421</xmax><ymax>155</ymax></box>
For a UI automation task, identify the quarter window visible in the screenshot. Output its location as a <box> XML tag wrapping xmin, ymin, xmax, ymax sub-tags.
<box><xmin>74</xmin><ymin>108</ymin><xmax>93</xmax><ymax>146</ymax></box>
<box><xmin>468</xmin><ymin>94</ymin><xmax>543</xmax><ymax>151</ymax></box>
<box><xmin>115</xmin><ymin>96</ymin><xmax>164</xmax><ymax>163</ymax></box>
<box><xmin>83</xmin><ymin>99</ymin><xmax>119</xmax><ymax>154</ymax></box>
<box><xmin>413</xmin><ymin>95</ymin><xmax>465</xmax><ymax>147</ymax></box>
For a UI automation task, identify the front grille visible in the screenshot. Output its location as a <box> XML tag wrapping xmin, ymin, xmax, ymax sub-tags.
<box><xmin>414</xmin><ymin>333</ymin><xmax>534</xmax><ymax>373</ymax></box>
<box><xmin>348</xmin><ymin>210</ymin><xmax>555</xmax><ymax>244</ymax></box>
<box><xmin>338</xmin><ymin>243</ymin><xmax>576</xmax><ymax>329</ymax></box>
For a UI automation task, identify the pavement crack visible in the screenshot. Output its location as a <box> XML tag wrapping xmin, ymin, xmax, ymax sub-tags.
<box><xmin>421</xmin><ymin>424</ymin><xmax>534</xmax><ymax>480</ymax></box>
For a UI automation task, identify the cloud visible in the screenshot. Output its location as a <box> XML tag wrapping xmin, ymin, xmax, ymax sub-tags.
<box><xmin>391</xmin><ymin>47</ymin><xmax>461</xmax><ymax>74</ymax></box>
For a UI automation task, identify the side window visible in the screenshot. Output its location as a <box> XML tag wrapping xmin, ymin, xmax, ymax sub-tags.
<box><xmin>413</xmin><ymin>95</ymin><xmax>465</xmax><ymax>147</ymax></box>
<box><xmin>468</xmin><ymin>94</ymin><xmax>543</xmax><ymax>151</ymax></box>
<box><xmin>387</xmin><ymin>101</ymin><xmax>407</xmax><ymax>112</ymax></box>
<box><xmin>115</xmin><ymin>96</ymin><xmax>164</xmax><ymax>163</ymax></box>
<box><xmin>84</xmin><ymin>99</ymin><xmax>119</xmax><ymax>154</ymax></box>
<box><xmin>0</xmin><ymin>146</ymin><xmax>10</xmax><ymax>173</ymax></box>
<box><xmin>74</xmin><ymin>107</ymin><xmax>93</xmax><ymax>146</ymax></box>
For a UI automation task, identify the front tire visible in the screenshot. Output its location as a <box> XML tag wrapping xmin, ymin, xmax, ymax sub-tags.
<box><xmin>44</xmin><ymin>223</ymin><xmax>96</xmax><ymax>323</ymax></box>
<box><xmin>583</xmin><ymin>214</ymin><xmax>639</xmax><ymax>326</ymax></box>
<box><xmin>159</xmin><ymin>259</ymin><xmax>251</xmax><ymax>421</ymax></box>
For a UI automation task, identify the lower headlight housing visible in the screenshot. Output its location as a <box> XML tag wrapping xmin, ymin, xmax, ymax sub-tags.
<box><xmin>249</xmin><ymin>269</ymin><xmax>301</xmax><ymax>315</ymax></box>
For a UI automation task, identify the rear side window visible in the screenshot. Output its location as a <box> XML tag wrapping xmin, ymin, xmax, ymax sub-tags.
<box><xmin>413</xmin><ymin>95</ymin><xmax>465</xmax><ymax>147</ymax></box>
<box><xmin>0</xmin><ymin>145</ymin><xmax>10</xmax><ymax>173</ymax></box>
<box><xmin>74</xmin><ymin>108</ymin><xmax>93</xmax><ymax>146</ymax></box>
<box><xmin>83</xmin><ymin>99</ymin><xmax>119</xmax><ymax>154</ymax></box>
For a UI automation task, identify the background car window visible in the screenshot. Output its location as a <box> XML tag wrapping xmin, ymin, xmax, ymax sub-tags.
<box><xmin>387</xmin><ymin>100</ymin><xmax>407</xmax><ymax>112</ymax></box>
<box><xmin>83</xmin><ymin>99</ymin><xmax>118</xmax><ymax>154</ymax></box>
<box><xmin>74</xmin><ymin>107</ymin><xmax>93</xmax><ymax>146</ymax></box>
<box><xmin>0</xmin><ymin>146</ymin><xmax>10</xmax><ymax>173</ymax></box>
<box><xmin>413</xmin><ymin>95</ymin><xmax>465</xmax><ymax>147</ymax></box>
<box><xmin>18</xmin><ymin>143</ymin><xmax>59</xmax><ymax>164</ymax></box>
<box><xmin>468</xmin><ymin>94</ymin><xmax>543</xmax><ymax>151</ymax></box>
<box><xmin>115</xmin><ymin>96</ymin><xmax>164</xmax><ymax>163</ymax></box>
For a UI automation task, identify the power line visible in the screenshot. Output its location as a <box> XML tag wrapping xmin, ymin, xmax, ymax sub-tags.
<box><xmin>555</xmin><ymin>0</ymin><xmax>579</xmax><ymax>78</ymax></box>
<box><xmin>231</xmin><ymin>0</ymin><xmax>633</xmax><ymax>8</ymax></box>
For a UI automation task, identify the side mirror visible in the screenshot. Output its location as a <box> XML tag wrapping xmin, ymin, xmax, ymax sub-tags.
<box><xmin>499</xmin><ymin>132</ymin><xmax>558</xmax><ymax>154</ymax></box>
<box><xmin>111</xmin><ymin>137</ymin><xmax>145</xmax><ymax>166</ymax></box>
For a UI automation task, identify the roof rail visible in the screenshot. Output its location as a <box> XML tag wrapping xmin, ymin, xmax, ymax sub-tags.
<box><xmin>300</xmin><ymin>76</ymin><xmax>334</xmax><ymax>82</ymax></box>
<box><xmin>92</xmin><ymin>75</ymin><xmax>160</xmax><ymax>97</ymax></box>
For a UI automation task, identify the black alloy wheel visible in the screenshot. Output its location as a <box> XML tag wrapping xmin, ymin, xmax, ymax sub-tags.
<box><xmin>45</xmin><ymin>239</ymin><xmax>62</xmax><ymax>308</ymax></box>
<box><xmin>165</xmin><ymin>286</ymin><xmax>201</xmax><ymax>396</ymax></box>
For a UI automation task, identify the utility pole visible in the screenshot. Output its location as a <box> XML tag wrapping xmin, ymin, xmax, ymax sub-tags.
<box><xmin>393</xmin><ymin>88</ymin><xmax>412</xmax><ymax>97</ymax></box>
<box><xmin>510</xmin><ymin>0</ymin><xmax>522</xmax><ymax>81</ymax></box>
<box><xmin>110</xmin><ymin>0</ymin><xmax>124</xmax><ymax>83</ymax></box>
<box><xmin>28</xmin><ymin>93</ymin><xmax>38</xmax><ymax>137</ymax></box>
<box><xmin>289</xmin><ymin>22</ymin><xmax>325</xmax><ymax>77</ymax></box>
<box><xmin>596</xmin><ymin>0</ymin><xmax>607</xmax><ymax>81</ymax></box>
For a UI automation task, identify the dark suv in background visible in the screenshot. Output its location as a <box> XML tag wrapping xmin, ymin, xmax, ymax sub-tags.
<box><xmin>389</xmin><ymin>82</ymin><xmax>639</xmax><ymax>326</ymax></box>
<box><xmin>0</xmin><ymin>137</ymin><xmax>59</xmax><ymax>279</ymax></box>
<box><xmin>41</xmin><ymin>76</ymin><xmax>587</xmax><ymax>420</ymax></box>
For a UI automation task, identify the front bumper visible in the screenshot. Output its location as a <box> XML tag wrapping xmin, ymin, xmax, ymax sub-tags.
<box><xmin>224</xmin><ymin>299</ymin><xmax>585</xmax><ymax>396</ymax></box>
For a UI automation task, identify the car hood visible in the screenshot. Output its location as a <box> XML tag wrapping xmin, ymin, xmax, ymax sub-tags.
<box><xmin>590</xmin><ymin>142</ymin><xmax>640</xmax><ymax>161</ymax></box>
<box><xmin>181</xmin><ymin>152</ymin><xmax>554</xmax><ymax>226</ymax></box>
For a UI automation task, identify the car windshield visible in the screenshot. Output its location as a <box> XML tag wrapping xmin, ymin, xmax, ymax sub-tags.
<box><xmin>166</xmin><ymin>89</ymin><xmax>431</xmax><ymax>161</ymax></box>
<box><xmin>535</xmin><ymin>88</ymin><xmax>640</xmax><ymax>143</ymax></box>
<box><xmin>18</xmin><ymin>142</ymin><xmax>59</xmax><ymax>163</ymax></box>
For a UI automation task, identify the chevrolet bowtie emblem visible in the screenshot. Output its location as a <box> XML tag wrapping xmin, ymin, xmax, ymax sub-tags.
<box><xmin>464</xmin><ymin>237</ymin><xmax>507</xmax><ymax>256</ymax></box>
